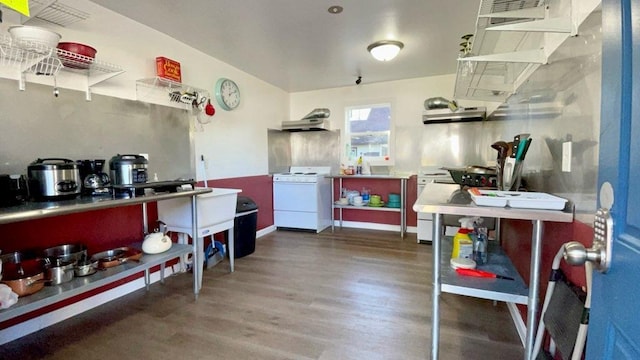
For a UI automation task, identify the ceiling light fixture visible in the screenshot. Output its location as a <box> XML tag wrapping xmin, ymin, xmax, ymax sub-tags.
<box><xmin>328</xmin><ymin>6</ymin><xmax>343</xmax><ymax>14</ymax></box>
<box><xmin>367</xmin><ymin>40</ymin><xmax>404</xmax><ymax>61</ymax></box>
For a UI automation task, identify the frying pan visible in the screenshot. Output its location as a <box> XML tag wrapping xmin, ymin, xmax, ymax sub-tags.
<box><xmin>441</xmin><ymin>166</ymin><xmax>496</xmax><ymax>185</ymax></box>
<box><xmin>90</xmin><ymin>247</ymin><xmax>142</xmax><ymax>268</ymax></box>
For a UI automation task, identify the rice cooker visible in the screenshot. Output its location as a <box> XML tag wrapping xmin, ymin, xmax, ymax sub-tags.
<box><xmin>109</xmin><ymin>154</ymin><xmax>148</xmax><ymax>185</ymax></box>
<box><xmin>27</xmin><ymin>158</ymin><xmax>81</xmax><ymax>200</ymax></box>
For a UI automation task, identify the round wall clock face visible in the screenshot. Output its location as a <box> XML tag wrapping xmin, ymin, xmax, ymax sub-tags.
<box><xmin>214</xmin><ymin>78</ymin><xmax>241</xmax><ymax>111</ymax></box>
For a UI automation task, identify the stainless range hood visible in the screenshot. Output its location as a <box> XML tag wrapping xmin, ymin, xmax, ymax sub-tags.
<box><xmin>282</xmin><ymin>108</ymin><xmax>331</xmax><ymax>131</ymax></box>
<box><xmin>281</xmin><ymin>118</ymin><xmax>330</xmax><ymax>131</ymax></box>
<box><xmin>422</xmin><ymin>107</ymin><xmax>486</xmax><ymax>124</ymax></box>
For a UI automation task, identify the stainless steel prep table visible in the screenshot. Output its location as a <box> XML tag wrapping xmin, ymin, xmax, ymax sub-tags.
<box><xmin>0</xmin><ymin>188</ymin><xmax>212</xmax><ymax>325</ymax></box>
<box><xmin>413</xmin><ymin>183</ymin><xmax>573</xmax><ymax>360</ymax></box>
<box><xmin>328</xmin><ymin>174</ymin><xmax>409</xmax><ymax>237</ymax></box>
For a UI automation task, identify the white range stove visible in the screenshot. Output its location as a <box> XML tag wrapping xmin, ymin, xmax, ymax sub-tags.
<box><xmin>273</xmin><ymin>166</ymin><xmax>332</xmax><ymax>232</ymax></box>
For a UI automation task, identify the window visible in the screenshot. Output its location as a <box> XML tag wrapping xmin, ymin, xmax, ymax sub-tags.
<box><xmin>345</xmin><ymin>103</ymin><xmax>393</xmax><ymax>164</ymax></box>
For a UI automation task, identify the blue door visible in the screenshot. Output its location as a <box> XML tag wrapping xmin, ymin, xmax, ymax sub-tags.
<box><xmin>586</xmin><ymin>0</ymin><xmax>640</xmax><ymax>358</ymax></box>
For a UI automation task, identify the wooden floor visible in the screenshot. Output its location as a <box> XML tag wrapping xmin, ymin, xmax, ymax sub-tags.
<box><xmin>3</xmin><ymin>229</ymin><xmax>523</xmax><ymax>359</ymax></box>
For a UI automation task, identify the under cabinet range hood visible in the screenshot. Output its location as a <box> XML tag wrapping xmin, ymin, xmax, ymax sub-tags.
<box><xmin>422</xmin><ymin>107</ymin><xmax>486</xmax><ymax>124</ymax></box>
<box><xmin>281</xmin><ymin>118</ymin><xmax>330</xmax><ymax>131</ymax></box>
<box><xmin>282</xmin><ymin>108</ymin><xmax>331</xmax><ymax>131</ymax></box>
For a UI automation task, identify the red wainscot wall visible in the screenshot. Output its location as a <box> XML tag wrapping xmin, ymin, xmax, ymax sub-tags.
<box><xmin>199</xmin><ymin>174</ymin><xmax>274</xmax><ymax>231</ymax></box>
<box><xmin>501</xmin><ymin>218</ymin><xmax>593</xmax><ymax>323</ymax></box>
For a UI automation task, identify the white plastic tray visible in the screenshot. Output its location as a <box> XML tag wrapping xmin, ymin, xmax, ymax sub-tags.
<box><xmin>469</xmin><ymin>190</ymin><xmax>568</xmax><ymax>210</ymax></box>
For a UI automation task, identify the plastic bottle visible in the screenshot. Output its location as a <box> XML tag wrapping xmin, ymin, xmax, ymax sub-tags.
<box><xmin>472</xmin><ymin>218</ymin><xmax>488</xmax><ymax>265</ymax></box>
<box><xmin>452</xmin><ymin>217</ymin><xmax>474</xmax><ymax>259</ymax></box>
<box><xmin>356</xmin><ymin>156</ymin><xmax>363</xmax><ymax>175</ymax></box>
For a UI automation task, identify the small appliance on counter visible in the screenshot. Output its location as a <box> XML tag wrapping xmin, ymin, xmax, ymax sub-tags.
<box><xmin>0</xmin><ymin>174</ymin><xmax>28</xmax><ymax>207</ymax></box>
<box><xmin>109</xmin><ymin>154</ymin><xmax>148</xmax><ymax>197</ymax></box>
<box><xmin>77</xmin><ymin>159</ymin><xmax>111</xmax><ymax>196</ymax></box>
<box><xmin>109</xmin><ymin>154</ymin><xmax>148</xmax><ymax>186</ymax></box>
<box><xmin>27</xmin><ymin>158</ymin><xmax>81</xmax><ymax>201</ymax></box>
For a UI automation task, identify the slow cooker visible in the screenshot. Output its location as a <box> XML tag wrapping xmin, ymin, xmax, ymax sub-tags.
<box><xmin>109</xmin><ymin>154</ymin><xmax>148</xmax><ymax>186</ymax></box>
<box><xmin>27</xmin><ymin>158</ymin><xmax>81</xmax><ymax>200</ymax></box>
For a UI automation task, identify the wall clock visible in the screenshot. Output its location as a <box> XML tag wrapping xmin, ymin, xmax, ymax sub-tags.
<box><xmin>214</xmin><ymin>78</ymin><xmax>241</xmax><ymax>111</ymax></box>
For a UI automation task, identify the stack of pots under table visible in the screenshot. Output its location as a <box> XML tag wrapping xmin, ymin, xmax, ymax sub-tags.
<box><xmin>41</xmin><ymin>243</ymin><xmax>89</xmax><ymax>283</ymax></box>
<box><xmin>0</xmin><ymin>243</ymin><xmax>89</xmax><ymax>296</ymax></box>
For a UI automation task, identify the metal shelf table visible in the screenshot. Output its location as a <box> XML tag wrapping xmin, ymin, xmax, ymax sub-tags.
<box><xmin>328</xmin><ymin>174</ymin><xmax>409</xmax><ymax>237</ymax></box>
<box><xmin>0</xmin><ymin>188</ymin><xmax>212</xmax><ymax>327</ymax></box>
<box><xmin>413</xmin><ymin>183</ymin><xmax>573</xmax><ymax>360</ymax></box>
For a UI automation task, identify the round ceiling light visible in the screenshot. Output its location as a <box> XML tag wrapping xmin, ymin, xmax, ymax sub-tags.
<box><xmin>328</xmin><ymin>6</ymin><xmax>343</xmax><ymax>14</ymax></box>
<box><xmin>367</xmin><ymin>40</ymin><xmax>404</xmax><ymax>61</ymax></box>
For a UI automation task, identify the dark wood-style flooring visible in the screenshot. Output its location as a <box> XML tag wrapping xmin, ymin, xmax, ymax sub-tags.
<box><xmin>3</xmin><ymin>228</ymin><xmax>523</xmax><ymax>359</ymax></box>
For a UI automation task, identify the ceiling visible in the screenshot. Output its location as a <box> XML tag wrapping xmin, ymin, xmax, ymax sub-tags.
<box><xmin>91</xmin><ymin>0</ymin><xmax>480</xmax><ymax>93</ymax></box>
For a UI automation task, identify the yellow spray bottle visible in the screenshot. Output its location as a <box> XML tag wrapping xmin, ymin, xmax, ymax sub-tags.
<box><xmin>452</xmin><ymin>217</ymin><xmax>475</xmax><ymax>259</ymax></box>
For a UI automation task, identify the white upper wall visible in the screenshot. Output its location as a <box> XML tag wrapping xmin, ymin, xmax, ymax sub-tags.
<box><xmin>289</xmin><ymin>75</ymin><xmax>489</xmax><ymax>170</ymax></box>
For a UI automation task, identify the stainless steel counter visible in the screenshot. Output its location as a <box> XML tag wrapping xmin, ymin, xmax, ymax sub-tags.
<box><xmin>413</xmin><ymin>183</ymin><xmax>573</xmax><ymax>360</ymax></box>
<box><xmin>0</xmin><ymin>189</ymin><xmax>212</xmax><ymax>225</ymax></box>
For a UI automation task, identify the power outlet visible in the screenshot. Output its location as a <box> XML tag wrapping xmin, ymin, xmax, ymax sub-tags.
<box><xmin>562</xmin><ymin>141</ymin><xmax>572</xmax><ymax>172</ymax></box>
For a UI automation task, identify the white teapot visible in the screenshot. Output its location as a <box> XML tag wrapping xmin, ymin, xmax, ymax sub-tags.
<box><xmin>142</xmin><ymin>221</ymin><xmax>172</xmax><ymax>254</ymax></box>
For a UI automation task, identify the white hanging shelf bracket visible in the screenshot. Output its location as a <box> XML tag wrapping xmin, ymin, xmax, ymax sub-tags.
<box><xmin>82</xmin><ymin>70</ymin><xmax>122</xmax><ymax>101</ymax></box>
<box><xmin>486</xmin><ymin>17</ymin><xmax>572</xmax><ymax>33</ymax></box>
<box><xmin>461</xmin><ymin>49</ymin><xmax>547</xmax><ymax>64</ymax></box>
<box><xmin>479</xmin><ymin>6</ymin><xmax>546</xmax><ymax>19</ymax></box>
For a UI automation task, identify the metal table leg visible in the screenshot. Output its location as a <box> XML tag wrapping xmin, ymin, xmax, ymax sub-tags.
<box><xmin>144</xmin><ymin>269</ymin><xmax>150</xmax><ymax>290</ymax></box>
<box><xmin>400</xmin><ymin>178</ymin><xmax>406</xmax><ymax>238</ymax></box>
<box><xmin>525</xmin><ymin>220</ymin><xmax>544</xmax><ymax>359</ymax></box>
<box><xmin>432</xmin><ymin>212</ymin><xmax>442</xmax><ymax>359</ymax></box>
<box><xmin>191</xmin><ymin>194</ymin><xmax>200</xmax><ymax>299</ymax></box>
<box><xmin>331</xmin><ymin>178</ymin><xmax>335</xmax><ymax>232</ymax></box>
<box><xmin>228</xmin><ymin>226</ymin><xmax>235</xmax><ymax>272</ymax></box>
<box><xmin>339</xmin><ymin>178</ymin><xmax>343</xmax><ymax>228</ymax></box>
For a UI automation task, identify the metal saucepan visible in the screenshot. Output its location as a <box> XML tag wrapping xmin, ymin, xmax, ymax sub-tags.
<box><xmin>44</xmin><ymin>258</ymin><xmax>75</xmax><ymax>285</ymax></box>
<box><xmin>90</xmin><ymin>247</ymin><xmax>142</xmax><ymax>269</ymax></box>
<box><xmin>1</xmin><ymin>259</ymin><xmax>46</xmax><ymax>296</ymax></box>
<box><xmin>0</xmin><ymin>250</ymin><xmax>38</xmax><ymax>265</ymax></box>
<box><xmin>74</xmin><ymin>258</ymin><xmax>98</xmax><ymax>277</ymax></box>
<box><xmin>42</xmin><ymin>243</ymin><xmax>87</xmax><ymax>265</ymax></box>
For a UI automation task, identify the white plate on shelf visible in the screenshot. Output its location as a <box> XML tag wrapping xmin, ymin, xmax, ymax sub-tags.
<box><xmin>469</xmin><ymin>190</ymin><xmax>568</xmax><ymax>210</ymax></box>
<box><xmin>352</xmin><ymin>202</ymin><xmax>366</xmax><ymax>207</ymax></box>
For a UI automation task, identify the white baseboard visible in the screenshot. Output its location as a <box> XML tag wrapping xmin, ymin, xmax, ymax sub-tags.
<box><xmin>507</xmin><ymin>302</ymin><xmax>527</xmax><ymax>347</ymax></box>
<box><xmin>332</xmin><ymin>220</ymin><xmax>400</xmax><ymax>232</ymax></box>
<box><xmin>257</xmin><ymin>225</ymin><xmax>276</xmax><ymax>238</ymax></box>
<box><xmin>331</xmin><ymin>221</ymin><xmax>418</xmax><ymax>234</ymax></box>
<box><xmin>0</xmin><ymin>266</ymin><xmax>180</xmax><ymax>345</ymax></box>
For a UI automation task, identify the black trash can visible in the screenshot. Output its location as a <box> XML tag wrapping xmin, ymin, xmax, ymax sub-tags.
<box><xmin>232</xmin><ymin>196</ymin><xmax>258</xmax><ymax>258</ymax></box>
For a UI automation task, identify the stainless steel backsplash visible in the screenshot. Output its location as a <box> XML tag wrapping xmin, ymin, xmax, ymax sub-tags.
<box><xmin>268</xmin><ymin>129</ymin><xmax>341</xmax><ymax>174</ymax></box>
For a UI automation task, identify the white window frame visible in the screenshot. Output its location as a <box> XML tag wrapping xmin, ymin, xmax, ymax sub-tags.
<box><xmin>344</xmin><ymin>102</ymin><xmax>395</xmax><ymax>166</ymax></box>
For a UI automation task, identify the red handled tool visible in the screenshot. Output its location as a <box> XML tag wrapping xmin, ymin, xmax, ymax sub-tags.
<box><xmin>456</xmin><ymin>268</ymin><xmax>514</xmax><ymax>280</ymax></box>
